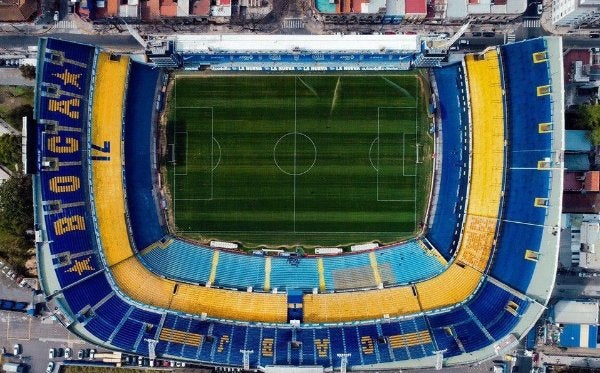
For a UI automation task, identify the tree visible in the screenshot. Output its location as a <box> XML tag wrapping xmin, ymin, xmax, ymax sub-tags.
<box><xmin>0</xmin><ymin>175</ymin><xmax>33</xmax><ymax>238</ymax></box>
<box><xmin>4</xmin><ymin>104</ymin><xmax>33</xmax><ymax>129</ymax></box>
<box><xmin>591</xmin><ymin>127</ymin><xmax>600</xmax><ymax>146</ymax></box>
<box><xmin>0</xmin><ymin>134</ymin><xmax>21</xmax><ymax>172</ymax></box>
<box><xmin>566</xmin><ymin>104</ymin><xmax>600</xmax><ymax>145</ymax></box>
<box><xmin>19</xmin><ymin>64</ymin><xmax>36</xmax><ymax>80</ymax></box>
<box><xmin>578</xmin><ymin>103</ymin><xmax>600</xmax><ymax>128</ymax></box>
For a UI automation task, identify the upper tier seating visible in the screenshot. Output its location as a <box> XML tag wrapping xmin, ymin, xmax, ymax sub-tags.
<box><xmin>36</xmin><ymin>38</ymin><xmax>101</xmax><ymax>289</ymax></box>
<box><xmin>489</xmin><ymin>39</ymin><xmax>553</xmax><ymax>293</ymax></box>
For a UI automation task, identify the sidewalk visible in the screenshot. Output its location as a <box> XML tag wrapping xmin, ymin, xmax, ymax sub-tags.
<box><xmin>0</xmin><ymin>68</ymin><xmax>34</xmax><ymax>87</ymax></box>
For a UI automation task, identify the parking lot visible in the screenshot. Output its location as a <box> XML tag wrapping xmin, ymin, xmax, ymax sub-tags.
<box><xmin>0</xmin><ymin>260</ymin><xmax>98</xmax><ymax>373</ymax></box>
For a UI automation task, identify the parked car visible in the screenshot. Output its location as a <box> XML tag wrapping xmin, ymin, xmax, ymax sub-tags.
<box><xmin>65</xmin><ymin>347</ymin><xmax>72</xmax><ymax>359</ymax></box>
<box><xmin>590</xmin><ymin>33</ymin><xmax>600</xmax><ymax>38</ymax></box>
<box><xmin>13</xmin><ymin>344</ymin><xmax>20</xmax><ymax>355</ymax></box>
<box><xmin>89</xmin><ymin>348</ymin><xmax>96</xmax><ymax>359</ymax></box>
<box><xmin>78</xmin><ymin>349</ymin><xmax>84</xmax><ymax>359</ymax></box>
<box><xmin>483</xmin><ymin>31</ymin><xmax>495</xmax><ymax>37</ymax></box>
<box><xmin>49</xmin><ymin>348</ymin><xmax>55</xmax><ymax>359</ymax></box>
<box><xmin>46</xmin><ymin>362</ymin><xmax>55</xmax><ymax>373</ymax></box>
<box><xmin>537</xmin><ymin>3</ymin><xmax>543</xmax><ymax>14</ymax></box>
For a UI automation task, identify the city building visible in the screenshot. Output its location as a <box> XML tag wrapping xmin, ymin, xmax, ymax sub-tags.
<box><xmin>0</xmin><ymin>0</ymin><xmax>37</xmax><ymax>22</ymax></box>
<box><xmin>446</xmin><ymin>0</ymin><xmax>527</xmax><ymax>23</ymax></box>
<box><xmin>548</xmin><ymin>300</ymin><xmax>599</xmax><ymax>349</ymax></box>
<box><xmin>552</xmin><ymin>0</ymin><xmax>600</xmax><ymax>28</ymax></box>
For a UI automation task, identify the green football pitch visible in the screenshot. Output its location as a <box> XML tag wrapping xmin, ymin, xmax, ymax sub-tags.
<box><xmin>166</xmin><ymin>74</ymin><xmax>433</xmax><ymax>248</ymax></box>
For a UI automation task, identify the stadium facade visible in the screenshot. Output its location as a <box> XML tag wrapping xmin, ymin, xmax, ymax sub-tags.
<box><xmin>33</xmin><ymin>35</ymin><xmax>564</xmax><ymax>371</ymax></box>
<box><xmin>147</xmin><ymin>34</ymin><xmax>446</xmax><ymax>70</ymax></box>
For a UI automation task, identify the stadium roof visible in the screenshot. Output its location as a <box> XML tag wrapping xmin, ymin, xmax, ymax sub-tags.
<box><xmin>175</xmin><ymin>34</ymin><xmax>421</xmax><ymax>54</ymax></box>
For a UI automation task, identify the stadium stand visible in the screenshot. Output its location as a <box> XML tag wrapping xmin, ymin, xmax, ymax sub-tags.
<box><xmin>140</xmin><ymin>239</ymin><xmax>213</xmax><ymax>284</ymax></box>
<box><xmin>35</xmin><ymin>38</ymin><xmax>101</xmax><ymax>289</ymax></box>
<box><xmin>455</xmin><ymin>50</ymin><xmax>505</xmax><ymax>274</ymax></box>
<box><xmin>489</xmin><ymin>38</ymin><xmax>553</xmax><ymax>293</ymax></box>
<box><xmin>90</xmin><ymin>51</ymin><xmax>132</xmax><ymax>266</ymax></box>
<box><xmin>140</xmin><ymin>238</ymin><xmax>444</xmax><ymax>291</ymax></box>
<box><xmin>33</xmin><ymin>37</ymin><xmax>561</xmax><ymax>370</ymax></box>
<box><xmin>269</xmin><ymin>255</ymin><xmax>321</xmax><ymax>291</ymax></box>
<box><xmin>124</xmin><ymin>61</ymin><xmax>166</xmax><ymax>251</ymax></box>
<box><xmin>428</xmin><ymin>63</ymin><xmax>470</xmax><ymax>260</ymax></box>
<box><xmin>303</xmin><ymin>285</ymin><xmax>421</xmax><ymax>322</ymax></box>
<box><xmin>373</xmin><ymin>240</ymin><xmax>446</xmax><ymax>284</ymax></box>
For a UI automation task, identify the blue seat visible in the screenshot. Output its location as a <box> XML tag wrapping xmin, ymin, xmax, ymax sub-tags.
<box><xmin>467</xmin><ymin>281</ymin><xmax>529</xmax><ymax>340</ymax></box>
<box><xmin>428</xmin><ymin>63</ymin><xmax>470</xmax><ymax>260</ymax></box>
<box><xmin>374</xmin><ymin>240</ymin><xmax>445</xmax><ymax>285</ymax></box>
<box><xmin>270</xmin><ymin>256</ymin><xmax>320</xmax><ymax>291</ymax></box>
<box><xmin>124</xmin><ymin>61</ymin><xmax>165</xmax><ymax>251</ymax></box>
<box><xmin>61</xmin><ymin>273</ymin><xmax>112</xmax><ymax>315</ymax></box>
<box><xmin>141</xmin><ymin>239</ymin><xmax>213</xmax><ymax>284</ymax></box>
<box><xmin>490</xmin><ymin>221</ymin><xmax>543</xmax><ymax>293</ymax></box>
<box><xmin>214</xmin><ymin>252</ymin><xmax>265</xmax><ymax>289</ymax></box>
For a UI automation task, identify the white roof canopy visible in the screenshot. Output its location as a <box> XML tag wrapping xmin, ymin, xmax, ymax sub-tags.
<box><xmin>554</xmin><ymin>300</ymin><xmax>599</xmax><ymax>325</ymax></box>
<box><xmin>175</xmin><ymin>34</ymin><xmax>421</xmax><ymax>53</ymax></box>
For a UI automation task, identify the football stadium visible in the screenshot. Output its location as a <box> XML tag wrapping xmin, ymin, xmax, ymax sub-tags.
<box><xmin>32</xmin><ymin>35</ymin><xmax>564</xmax><ymax>371</ymax></box>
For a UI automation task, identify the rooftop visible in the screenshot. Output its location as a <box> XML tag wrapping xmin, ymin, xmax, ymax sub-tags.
<box><xmin>0</xmin><ymin>0</ymin><xmax>36</xmax><ymax>21</ymax></box>
<box><xmin>175</xmin><ymin>34</ymin><xmax>421</xmax><ymax>53</ymax></box>
<box><xmin>566</xmin><ymin>130</ymin><xmax>592</xmax><ymax>153</ymax></box>
<box><xmin>554</xmin><ymin>300</ymin><xmax>599</xmax><ymax>325</ymax></box>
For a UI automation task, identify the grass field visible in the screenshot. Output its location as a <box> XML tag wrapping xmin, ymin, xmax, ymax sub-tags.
<box><xmin>166</xmin><ymin>73</ymin><xmax>432</xmax><ymax>248</ymax></box>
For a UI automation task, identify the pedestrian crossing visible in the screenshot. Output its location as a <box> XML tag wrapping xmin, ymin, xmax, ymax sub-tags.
<box><xmin>283</xmin><ymin>18</ymin><xmax>304</xmax><ymax>29</ymax></box>
<box><xmin>55</xmin><ymin>20</ymin><xmax>76</xmax><ymax>29</ymax></box>
<box><xmin>506</xmin><ymin>33</ymin><xmax>516</xmax><ymax>43</ymax></box>
<box><xmin>523</xmin><ymin>18</ymin><xmax>541</xmax><ymax>28</ymax></box>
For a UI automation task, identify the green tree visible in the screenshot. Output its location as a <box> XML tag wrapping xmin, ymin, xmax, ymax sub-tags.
<box><xmin>567</xmin><ymin>104</ymin><xmax>600</xmax><ymax>144</ymax></box>
<box><xmin>591</xmin><ymin>127</ymin><xmax>600</xmax><ymax>146</ymax></box>
<box><xmin>0</xmin><ymin>134</ymin><xmax>21</xmax><ymax>172</ymax></box>
<box><xmin>0</xmin><ymin>175</ymin><xmax>32</xmax><ymax>237</ymax></box>
<box><xmin>18</xmin><ymin>64</ymin><xmax>36</xmax><ymax>80</ymax></box>
<box><xmin>5</xmin><ymin>104</ymin><xmax>33</xmax><ymax>129</ymax></box>
<box><xmin>0</xmin><ymin>174</ymin><xmax>33</xmax><ymax>274</ymax></box>
<box><xmin>578</xmin><ymin>103</ymin><xmax>600</xmax><ymax>129</ymax></box>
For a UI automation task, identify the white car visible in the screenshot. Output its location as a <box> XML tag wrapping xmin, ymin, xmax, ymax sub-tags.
<box><xmin>65</xmin><ymin>347</ymin><xmax>72</xmax><ymax>359</ymax></box>
<box><xmin>89</xmin><ymin>348</ymin><xmax>96</xmax><ymax>359</ymax></box>
<box><xmin>46</xmin><ymin>361</ymin><xmax>55</xmax><ymax>373</ymax></box>
<box><xmin>13</xmin><ymin>344</ymin><xmax>20</xmax><ymax>355</ymax></box>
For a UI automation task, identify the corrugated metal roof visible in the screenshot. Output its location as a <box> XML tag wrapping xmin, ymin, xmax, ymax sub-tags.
<box><xmin>405</xmin><ymin>0</ymin><xmax>426</xmax><ymax>14</ymax></box>
<box><xmin>559</xmin><ymin>324</ymin><xmax>599</xmax><ymax>348</ymax></box>
<box><xmin>566</xmin><ymin>130</ymin><xmax>592</xmax><ymax>153</ymax></box>
<box><xmin>554</xmin><ymin>300</ymin><xmax>599</xmax><ymax>325</ymax></box>
<box><xmin>565</xmin><ymin>153</ymin><xmax>591</xmax><ymax>171</ymax></box>
<box><xmin>585</xmin><ymin>171</ymin><xmax>600</xmax><ymax>192</ymax></box>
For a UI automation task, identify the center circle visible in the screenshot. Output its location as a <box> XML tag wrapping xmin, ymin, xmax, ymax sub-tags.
<box><xmin>273</xmin><ymin>132</ymin><xmax>317</xmax><ymax>176</ymax></box>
